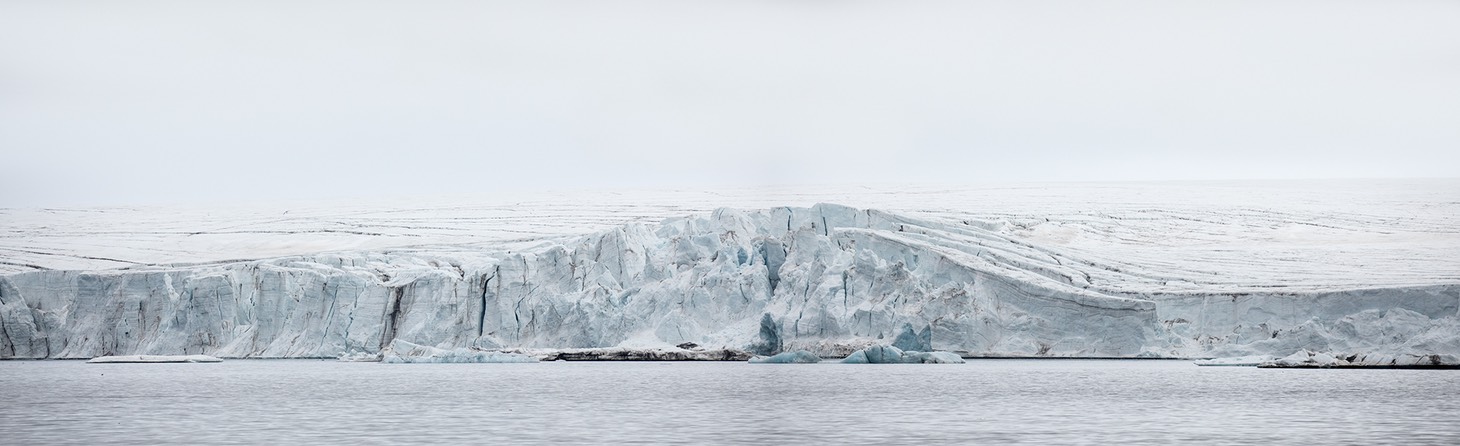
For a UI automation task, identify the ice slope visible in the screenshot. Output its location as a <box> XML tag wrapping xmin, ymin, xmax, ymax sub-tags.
<box><xmin>5</xmin><ymin>180</ymin><xmax>1457</xmax><ymax>291</ymax></box>
<box><xmin>2</xmin><ymin>180</ymin><xmax>1458</xmax><ymax>360</ymax></box>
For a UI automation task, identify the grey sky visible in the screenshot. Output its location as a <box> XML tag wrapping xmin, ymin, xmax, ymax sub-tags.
<box><xmin>2</xmin><ymin>0</ymin><xmax>1457</xmax><ymax>207</ymax></box>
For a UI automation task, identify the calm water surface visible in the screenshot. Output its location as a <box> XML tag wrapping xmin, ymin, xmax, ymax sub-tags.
<box><xmin>2</xmin><ymin>359</ymin><xmax>1458</xmax><ymax>445</ymax></box>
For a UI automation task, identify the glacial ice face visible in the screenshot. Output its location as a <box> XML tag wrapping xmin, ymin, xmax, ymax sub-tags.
<box><xmin>1</xmin><ymin>203</ymin><xmax>1456</xmax><ymax>360</ymax></box>
<box><xmin>1172</xmin><ymin>305</ymin><xmax>1460</xmax><ymax>360</ymax></box>
<box><xmin>891</xmin><ymin>323</ymin><xmax>933</xmax><ymax>353</ymax></box>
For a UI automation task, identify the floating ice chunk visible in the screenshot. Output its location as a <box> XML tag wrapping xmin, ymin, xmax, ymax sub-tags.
<box><xmin>1345</xmin><ymin>353</ymin><xmax>1460</xmax><ymax>367</ymax></box>
<box><xmin>382</xmin><ymin>340</ymin><xmax>536</xmax><ymax>364</ymax></box>
<box><xmin>1259</xmin><ymin>349</ymin><xmax>1460</xmax><ymax>368</ymax></box>
<box><xmin>841</xmin><ymin>350</ymin><xmax>870</xmax><ymax>364</ymax></box>
<box><xmin>902</xmin><ymin>351</ymin><xmax>966</xmax><ymax>364</ymax></box>
<box><xmin>862</xmin><ymin>345</ymin><xmax>906</xmax><ymax>363</ymax></box>
<box><xmin>841</xmin><ymin>345</ymin><xmax>964</xmax><ymax>364</ymax></box>
<box><xmin>1194</xmin><ymin>355</ymin><xmax>1273</xmax><ymax>367</ymax></box>
<box><xmin>86</xmin><ymin>355</ymin><xmax>222</xmax><ymax>363</ymax></box>
<box><xmin>1259</xmin><ymin>350</ymin><xmax>1346</xmax><ymax>368</ymax></box>
<box><xmin>748</xmin><ymin>350</ymin><xmax>821</xmax><ymax>363</ymax></box>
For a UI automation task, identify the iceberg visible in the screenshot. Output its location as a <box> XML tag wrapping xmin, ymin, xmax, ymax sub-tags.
<box><xmin>86</xmin><ymin>355</ymin><xmax>222</xmax><ymax>363</ymax></box>
<box><xmin>860</xmin><ymin>345</ymin><xmax>908</xmax><ymax>364</ymax></box>
<box><xmin>749</xmin><ymin>350</ymin><xmax>821</xmax><ymax>363</ymax></box>
<box><xmin>903</xmin><ymin>351</ymin><xmax>966</xmax><ymax>364</ymax></box>
<box><xmin>1257</xmin><ymin>349</ymin><xmax>1460</xmax><ymax>369</ymax></box>
<box><xmin>840</xmin><ymin>345</ymin><xmax>965</xmax><ymax>364</ymax></box>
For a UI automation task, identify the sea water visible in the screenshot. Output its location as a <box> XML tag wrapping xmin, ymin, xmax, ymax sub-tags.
<box><xmin>2</xmin><ymin>359</ymin><xmax>1457</xmax><ymax>444</ymax></box>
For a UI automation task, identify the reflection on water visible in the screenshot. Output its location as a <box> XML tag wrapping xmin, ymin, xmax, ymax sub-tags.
<box><xmin>2</xmin><ymin>359</ymin><xmax>1458</xmax><ymax>445</ymax></box>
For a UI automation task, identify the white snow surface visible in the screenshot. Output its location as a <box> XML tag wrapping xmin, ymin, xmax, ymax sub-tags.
<box><xmin>2</xmin><ymin>180</ymin><xmax>1458</xmax><ymax>360</ymax></box>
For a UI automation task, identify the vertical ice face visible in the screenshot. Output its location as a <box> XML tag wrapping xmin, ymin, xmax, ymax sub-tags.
<box><xmin>891</xmin><ymin>323</ymin><xmax>933</xmax><ymax>352</ymax></box>
<box><xmin>751</xmin><ymin>313</ymin><xmax>782</xmax><ymax>356</ymax></box>
<box><xmin>0</xmin><ymin>204</ymin><xmax>1454</xmax><ymax>359</ymax></box>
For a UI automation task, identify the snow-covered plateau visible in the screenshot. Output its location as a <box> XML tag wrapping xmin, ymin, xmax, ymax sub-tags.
<box><xmin>1</xmin><ymin>180</ymin><xmax>1457</xmax><ymax>362</ymax></box>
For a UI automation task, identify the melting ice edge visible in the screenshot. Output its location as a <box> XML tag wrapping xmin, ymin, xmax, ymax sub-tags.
<box><xmin>2</xmin><ymin>204</ymin><xmax>1457</xmax><ymax>365</ymax></box>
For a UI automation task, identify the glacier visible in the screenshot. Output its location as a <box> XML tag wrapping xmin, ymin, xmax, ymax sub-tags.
<box><xmin>1</xmin><ymin>181</ymin><xmax>1457</xmax><ymax>362</ymax></box>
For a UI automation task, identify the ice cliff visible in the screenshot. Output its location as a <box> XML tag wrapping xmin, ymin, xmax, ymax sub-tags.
<box><xmin>2</xmin><ymin>203</ymin><xmax>1457</xmax><ymax>360</ymax></box>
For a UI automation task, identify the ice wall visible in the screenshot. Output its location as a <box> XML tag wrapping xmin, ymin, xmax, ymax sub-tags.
<box><xmin>1152</xmin><ymin>287</ymin><xmax>1460</xmax><ymax>358</ymax></box>
<box><xmin>1</xmin><ymin>204</ymin><xmax>1455</xmax><ymax>359</ymax></box>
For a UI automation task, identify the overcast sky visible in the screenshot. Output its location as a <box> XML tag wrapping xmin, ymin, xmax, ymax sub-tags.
<box><xmin>2</xmin><ymin>0</ymin><xmax>1457</xmax><ymax>207</ymax></box>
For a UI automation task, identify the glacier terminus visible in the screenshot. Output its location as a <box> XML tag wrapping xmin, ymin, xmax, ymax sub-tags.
<box><xmin>1</xmin><ymin>181</ymin><xmax>1457</xmax><ymax>364</ymax></box>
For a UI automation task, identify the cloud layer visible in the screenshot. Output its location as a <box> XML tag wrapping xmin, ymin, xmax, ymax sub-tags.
<box><xmin>3</xmin><ymin>0</ymin><xmax>1457</xmax><ymax>206</ymax></box>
